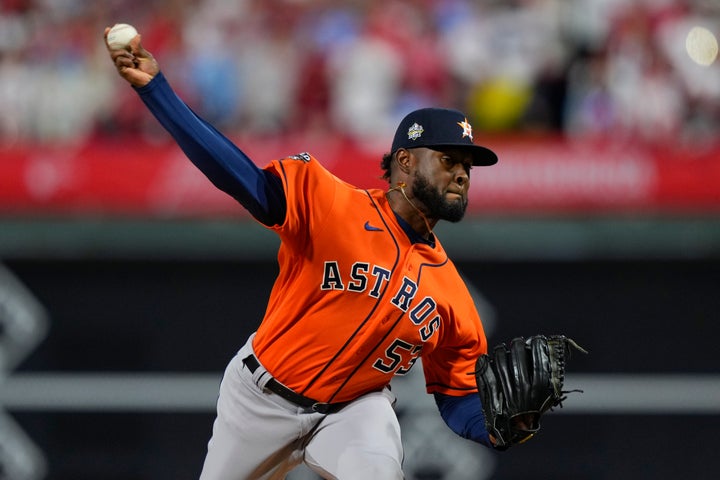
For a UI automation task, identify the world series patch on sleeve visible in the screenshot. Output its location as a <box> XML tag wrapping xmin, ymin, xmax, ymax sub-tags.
<box><xmin>474</xmin><ymin>334</ymin><xmax>588</xmax><ymax>449</ymax></box>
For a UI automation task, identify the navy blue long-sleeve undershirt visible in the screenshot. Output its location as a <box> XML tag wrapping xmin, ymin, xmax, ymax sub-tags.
<box><xmin>434</xmin><ymin>393</ymin><xmax>493</xmax><ymax>448</ymax></box>
<box><xmin>133</xmin><ymin>72</ymin><xmax>492</xmax><ymax>448</ymax></box>
<box><xmin>135</xmin><ymin>72</ymin><xmax>285</xmax><ymax>226</ymax></box>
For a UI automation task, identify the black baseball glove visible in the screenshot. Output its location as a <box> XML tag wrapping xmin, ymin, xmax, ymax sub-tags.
<box><xmin>474</xmin><ymin>335</ymin><xmax>587</xmax><ymax>449</ymax></box>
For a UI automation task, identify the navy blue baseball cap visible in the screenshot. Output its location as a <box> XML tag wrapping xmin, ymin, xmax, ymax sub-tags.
<box><xmin>391</xmin><ymin>107</ymin><xmax>498</xmax><ymax>166</ymax></box>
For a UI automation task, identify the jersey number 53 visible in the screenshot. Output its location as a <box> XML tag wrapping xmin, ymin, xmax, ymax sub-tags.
<box><xmin>373</xmin><ymin>339</ymin><xmax>422</xmax><ymax>375</ymax></box>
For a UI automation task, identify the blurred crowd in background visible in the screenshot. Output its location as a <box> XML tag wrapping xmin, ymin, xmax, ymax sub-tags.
<box><xmin>1</xmin><ymin>0</ymin><xmax>719</xmax><ymax>150</ymax></box>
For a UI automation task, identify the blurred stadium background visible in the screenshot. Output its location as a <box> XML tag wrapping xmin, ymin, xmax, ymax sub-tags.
<box><xmin>1</xmin><ymin>0</ymin><xmax>720</xmax><ymax>479</ymax></box>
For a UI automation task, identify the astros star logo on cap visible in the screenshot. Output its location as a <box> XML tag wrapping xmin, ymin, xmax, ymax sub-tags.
<box><xmin>457</xmin><ymin>118</ymin><xmax>473</xmax><ymax>140</ymax></box>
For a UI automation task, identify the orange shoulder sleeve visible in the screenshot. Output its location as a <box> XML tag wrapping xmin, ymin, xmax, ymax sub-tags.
<box><xmin>421</xmin><ymin>283</ymin><xmax>488</xmax><ymax>396</ymax></box>
<box><xmin>264</xmin><ymin>153</ymin><xmax>344</xmax><ymax>250</ymax></box>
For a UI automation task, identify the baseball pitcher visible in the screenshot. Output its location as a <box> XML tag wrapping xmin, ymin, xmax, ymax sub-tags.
<box><xmin>105</xmin><ymin>26</ymin><xmax>584</xmax><ymax>480</ymax></box>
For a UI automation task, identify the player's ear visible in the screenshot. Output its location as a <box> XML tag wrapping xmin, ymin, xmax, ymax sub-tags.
<box><xmin>394</xmin><ymin>148</ymin><xmax>412</xmax><ymax>174</ymax></box>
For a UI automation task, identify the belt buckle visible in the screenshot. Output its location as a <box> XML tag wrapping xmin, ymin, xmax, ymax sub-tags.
<box><xmin>311</xmin><ymin>402</ymin><xmax>331</xmax><ymax>414</ymax></box>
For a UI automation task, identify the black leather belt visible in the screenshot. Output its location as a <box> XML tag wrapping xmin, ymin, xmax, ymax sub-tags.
<box><xmin>242</xmin><ymin>354</ymin><xmax>348</xmax><ymax>414</ymax></box>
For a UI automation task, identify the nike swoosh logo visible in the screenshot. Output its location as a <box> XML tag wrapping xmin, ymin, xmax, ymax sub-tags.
<box><xmin>364</xmin><ymin>221</ymin><xmax>383</xmax><ymax>232</ymax></box>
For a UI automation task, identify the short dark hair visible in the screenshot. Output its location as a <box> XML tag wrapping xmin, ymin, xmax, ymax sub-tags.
<box><xmin>380</xmin><ymin>151</ymin><xmax>393</xmax><ymax>181</ymax></box>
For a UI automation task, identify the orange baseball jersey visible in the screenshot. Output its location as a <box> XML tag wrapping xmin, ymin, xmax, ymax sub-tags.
<box><xmin>252</xmin><ymin>153</ymin><xmax>488</xmax><ymax>404</ymax></box>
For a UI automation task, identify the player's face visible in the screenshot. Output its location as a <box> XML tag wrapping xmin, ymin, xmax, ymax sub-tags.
<box><xmin>410</xmin><ymin>148</ymin><xmax>472</xmax><ymax>223</ymax></box>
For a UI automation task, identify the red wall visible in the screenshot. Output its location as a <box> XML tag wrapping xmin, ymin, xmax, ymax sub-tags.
<box><xmin>2</xmin><ymin>135</ymin><xmax>719</xmax><ymax>217</ymax></box>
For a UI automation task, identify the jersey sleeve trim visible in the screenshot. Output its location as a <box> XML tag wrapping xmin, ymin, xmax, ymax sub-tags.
<box><xmin>426</xmin><ymin>381</ymin><xmax>478</xmax><ymax>394</ymax></box>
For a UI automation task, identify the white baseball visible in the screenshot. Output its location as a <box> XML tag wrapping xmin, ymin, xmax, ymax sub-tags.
<box><xmin>685</xmin><ymin>26</ymin><xmax>718</xmax><ymax>66</ymax></box>
<box><xmin>107</xmin><ymin>23</ymin><xmax>139</xmax><ymax>50</ymax></box>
